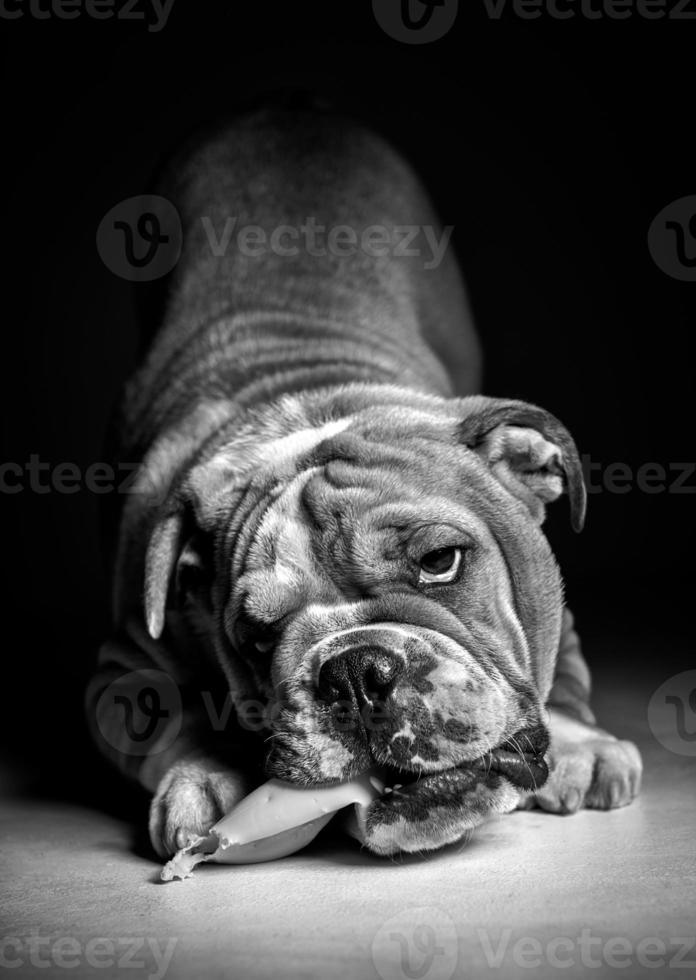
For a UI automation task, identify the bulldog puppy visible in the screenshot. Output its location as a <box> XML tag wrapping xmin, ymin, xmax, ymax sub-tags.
<box><xmin>86</xmin><ymin>103</ymin><xmax>642</xmax><ymax>858</ymax></box>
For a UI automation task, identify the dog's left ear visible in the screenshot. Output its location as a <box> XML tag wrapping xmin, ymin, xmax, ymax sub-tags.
<box><xmin>458</xmin><ymin>396</ymin><xmax>586</xmax><ymax>531</ymax></box>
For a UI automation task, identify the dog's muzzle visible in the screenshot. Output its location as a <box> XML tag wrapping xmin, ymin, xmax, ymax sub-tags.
<box><xmin>308</xmin><ymin>624</ymin><xmax>549</xmax><ymax>787</ymax></box>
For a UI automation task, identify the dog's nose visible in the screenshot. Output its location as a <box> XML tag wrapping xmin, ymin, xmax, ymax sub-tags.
<box><xmin>317</xmin><ymin>647</ymin><xmax>401</xmax><ymax>706</ymax></box>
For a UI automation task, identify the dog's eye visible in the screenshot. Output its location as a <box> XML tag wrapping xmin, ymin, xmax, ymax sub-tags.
<box><xmin>235</xmin><ymin>612</ymin><xmax>278</xmax><ymax>657</ymax></box>
<box><xmin>418</xmin><ymin>547</ymin><xmax>462</xmax><ymax>584</ymax></box>
<box><xmin>253</xmin><ymin>635</ymin><xmax>275</xmax><ymax>654</ymax></box>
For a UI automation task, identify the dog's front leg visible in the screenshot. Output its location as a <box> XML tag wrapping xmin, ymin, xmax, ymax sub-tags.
<box><xmin>86</xmin><ymin>623</ymin><xmax>254</xmax><ymax>857</ymax></box>
<box><xmin>521</xmin><ymin>609</ymin><xmax>642</xmax><ymax>814</ymax></box>
<box><xmin>147</xmin><ymin>746</ymin><xmax>253</xmax><ymax>858</ymax></box>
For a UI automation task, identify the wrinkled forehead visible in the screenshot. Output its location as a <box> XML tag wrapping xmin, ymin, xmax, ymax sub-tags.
<box><xmin>231</xmin><ymin>420</ymin><xmax>488</xmax><ymax>625</ymax></box>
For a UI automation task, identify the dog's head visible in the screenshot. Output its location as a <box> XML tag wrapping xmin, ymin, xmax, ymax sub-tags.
<box><xmin>140</xmin><ymin>389</ymin><xmax>585</xmax><ymax>854</ymax></box>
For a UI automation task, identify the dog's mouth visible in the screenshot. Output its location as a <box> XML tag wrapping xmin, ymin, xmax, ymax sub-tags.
<box><xmin>368</xmin><ymin>725</ymin><xmax>550</xmax><ymax>808</ymax></box>
<box><xmin>331</xmin><ymin>725</ymin><xmax>551</xmax><ymax>851</ymax></box>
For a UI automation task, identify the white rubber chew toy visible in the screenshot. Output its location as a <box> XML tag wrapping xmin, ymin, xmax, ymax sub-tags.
<box><xmin>161</xmin><ymin>771</ymin><xmax>384</xmax><ymax>881</ymax></box>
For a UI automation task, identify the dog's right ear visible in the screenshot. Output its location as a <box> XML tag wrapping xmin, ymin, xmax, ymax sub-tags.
<box><xmin>142</xmin><ymin>444</ymin><xmax>241</xmax><ymax>639</ymax></box>
<box><xmin>144</xmin><ymin>504</ymin><xmax>214</xmax><ymax>640</ymax></box>
<box><xmin>144</xmin><ymin>509</ymin><xmax>185</xmax><ymax>640</ymax></box>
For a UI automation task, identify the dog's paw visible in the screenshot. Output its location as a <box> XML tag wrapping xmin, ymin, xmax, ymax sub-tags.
<box><xmin>522</xmin><ymin>718</ymin><xmax>642</xmax><ymax>815</ymax></box>
<box><xmin>148</xmin><ymin>753</ymin><xmax>250</xmax><ymax>858</ymax></box>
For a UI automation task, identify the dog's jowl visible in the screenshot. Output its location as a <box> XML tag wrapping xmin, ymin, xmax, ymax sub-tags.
<box><xmin>86</xmin><ymin>104</ymin><xmax>642</xmax><ymax>858</ymax></box>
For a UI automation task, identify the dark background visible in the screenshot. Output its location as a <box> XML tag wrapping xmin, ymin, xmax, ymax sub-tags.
<box><xmin>1</xmin><ymin>0</ymin><xmax>693</xmax><ymax>798</ymax></box>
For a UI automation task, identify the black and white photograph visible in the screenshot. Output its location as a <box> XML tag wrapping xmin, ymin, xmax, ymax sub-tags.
<box><xmin>1</xmin><ymin>2</ymin><xmax>694</xmax><ymax>978</ymax></box>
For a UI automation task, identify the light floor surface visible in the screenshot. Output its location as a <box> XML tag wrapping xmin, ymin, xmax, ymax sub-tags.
<box><xmin>1</xmin><ymin>661</ymin><xmax>695</xmax><ymax>980</ymax></box>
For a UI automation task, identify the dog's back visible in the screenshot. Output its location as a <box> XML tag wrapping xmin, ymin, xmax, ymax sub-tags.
<box><xmin>119</xmin><ymin>106</ymin><xmax>481</xmax><ymax>460</ymax></box>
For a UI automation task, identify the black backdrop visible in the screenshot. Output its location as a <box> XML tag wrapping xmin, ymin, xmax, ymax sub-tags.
<box><xmin>1</xmin><ymin>0</ymin><xmax>694</xmax><ymax>792</ymax></box>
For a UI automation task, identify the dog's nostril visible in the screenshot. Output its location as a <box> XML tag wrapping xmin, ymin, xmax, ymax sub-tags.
<box><xmin>363</xmin><ymin>664</ymin><xmax>393</xmax><ymax>702</ymax></box>
<box><xmin>317</xmin><ymin>657</ymin><xmax>353</xmax><ymax>706</ymax></box>
<box><xmin>317</xmin><ymin>646</ymin><xmax>401</xmax><ymax>707</ymax></box>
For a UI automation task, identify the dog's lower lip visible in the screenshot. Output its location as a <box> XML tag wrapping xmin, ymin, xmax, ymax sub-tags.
<box><xmin>371</xmin><ymin>738</ymin><xmax>549</xmax><ymax>795</ymax></box>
